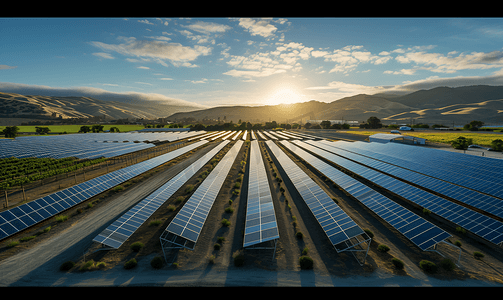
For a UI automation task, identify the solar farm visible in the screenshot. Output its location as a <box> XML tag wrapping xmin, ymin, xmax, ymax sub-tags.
<box><xmin>1</xmin><ymin>128</ymin><xmax>503</xmax><ymax>285</ymax></box>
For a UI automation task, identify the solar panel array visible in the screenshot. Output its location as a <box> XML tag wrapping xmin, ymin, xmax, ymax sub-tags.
<box><xmin>265</xmin><ymin>140</ymin><xmax>368</xmax><ymax>251</ymax></box>
<box><xmin>244</xmin><ymin>140</ymin><xmax>279</xmax><ymax>247</ymax></box>
<box><xmin>316</xmin><ymin>140</ymin><xmax>503</xmax><ymax>220</ymax></box>
<box><xmin>256</xmin><ymin>131</ymin><xmax>267</xmax><ymax>140</ymax></box>
<box><xmin>210</xmin><ymin>131</ymin><xmax>230</xmax><ymax>141</ymax></box>
<box><xmin>262</xmin><ymin>131</ymin><xmax>278</xmax><ymax>140</ymax></box>
<box><xmin>93</xmin><ymin>140</ymin><xmax>230</xmax><ymax>249</ymax></box>
<box><xmin>222</xmin><ymin>131</ymin><xmax>236</xmax><ymax>140</ymax></box>
<box><xmin>347</xmin><ymin>141</ymin><xmax>503</xmax><ymax>199</ymax></box>
<box><xmin>280</xmin><ymin>141</ymin><xmax>451</xmax><ymax>251</ymax></box>
<box><xmin>161</xmin><ymin>140</ymin><xmax>244</xmax><ymax>249</ymax></box>
<box><xmin>0</xmin><ymin>140</ymin><xmax>209</xmax><ymax>241</ymax></box>
<box><xmin>242</xmin><ymin>130</ymin><xmax>248</xmax><ymax>141</ymax></box>
<box><xmin>250</xmin><ymin>130</ymin><xmax>256</xmax><ymax>140</ymax></box>
<box><xmin>293</xmin><ymin>140</ymin><xmax>503</xmax><ymax>247</ymax></box>
<box><xmin>231</xmin><ymin>131</ymin><xmax>242</xmax><ymax>140</ymax></box>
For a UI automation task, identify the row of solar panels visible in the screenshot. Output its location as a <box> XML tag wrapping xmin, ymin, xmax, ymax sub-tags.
<box><xmin>0</xmin><ymin>131</ymin><xmax>207</xmax><ymax>160</ymax></box>
<box><xmin>0</xmin><ymin>140</ymin><xmax>209</xmax><ymax>241</ymax></box>
<box><xmin>292</xmin><ymin>140</ymin><xmax>503</xmax><ymax>248</ymax></box>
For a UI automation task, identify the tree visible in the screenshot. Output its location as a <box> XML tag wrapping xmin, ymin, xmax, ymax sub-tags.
<box><xmin>491</xmin><ymin>139</ymin><xmax>503</xmax><ymax>151</ymax></box>
<box><xmin>91</xmin><ymin>124</ymin><xmax>104</xmax><ymax>133</ymax></box>
<box><xmin>192</xmin><ymin>123</ymin><xmax>205</xmax><ymax>131</ymax></box>
<box><xmin>366</xmin><ymin>116</ymin><xmax>382</xmax><ymax>129</ymax></box>
<box><xmin>35</xmin><ymin>126</ymin><xmax>51</xmax><ymax>135</ymax></box>
<box><xmin>2</xmin><ymin>126</ymin><xmax>19</xmax><ymax>138</ymax></box>
<box><xmin>464</xmin><ymin>120</ymin><xmax>484</xmax><ymax>131</ymax></box>
<box><xmin>109</xmin><ymin>126</ymin><xmax>120</xmax><ymax>132</ymax></box>
<box><xmin>79</xmin><ymin>125</ymin><xmax>91</xmax><ymax>133</ymax></box>
<box><xmin>304</xmin><ymin>122</ymin><xmax>312</xmax><ymax>129</ymax></box>
<box><xmin>320</xmin><ymin>120</ymin><xmax>331</xmax><ymax>129</ymax></box>
<box><xmin>451</xmin><ymin>136</ymin><xmax>473</xmax><ymax>150</ymax></box>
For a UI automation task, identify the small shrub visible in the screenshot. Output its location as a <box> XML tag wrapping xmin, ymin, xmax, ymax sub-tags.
<box><xmin>296</xmin><ymin>231</ymin><xmax>303</xmax><ymax>239</ymax></box>
<box><xmin>234</xmin><ymin>182</ymin><xmax>241</xmax><ymax>189</ymax></box>
<box><xmin>225</xmin><ymin>206</ymin><xmax>234</xmax><ymax>213</ymax></box>
<box><xmin>172</xmin><ymin>262</ymin><xmax>179</xmax><ymax>268</ymax></box>
<box><xmin>233</xmin><ymin>189</ymin><xmax>240</xmax><ymax>195</ymax></box>
<box><xmin>96</xmin><ymin>262</ymin><xmax>107</xmax><ymax>269</ymax></box>
<box><xmin>209</xmin><ymin>255</ymin><xmax>215</xmax><ymax>264</ymax></box>
<box><xmin>440</xmin><ymin>258</ymin><xmax>456</xmax><ymax>271</ymax></box>
<box><xmin>77</xmin><ymin>208</ymin><xmax>83</xmax><ymax>214</ymax></box>
<box><xmin>113</xmin><ymin>185</ymin><xmax>124</xmax><ymax>192</ymax></box>
<box><xmin>124</xmin><ymin>258</ymin><xmax>137</xmax><ymax>269</ymax></box>
<box><xmin>377</xmin><ymin>244</ymin><xmax>390</xmax><ymax>253</ymax></box>
<box><xmin>299</xmin><ymin>255</ymin><xmax>313</xmax><ymax>269</ymax></box>
<box><xmin>279</xmin><ymin>186</ymin><xmax>285</xmax><ymax>193</ymax></box>
<box><xmin>168</xmin><ymin>205</ymin><xmax>176</xmax><ymax>212</ymax></box>
<box><xmin>60</xmin><ymin>260</ymin><xmax>75</xmax><ymax>271</ymax></box>
<box><xmin>419</xmin><ymin>260</ymin><xmax>438</xmax><ymax>273</ymax></box>
<box><xmin>454</xmin><ymin>240</ymin><xmax>462</xmax><ymax>247</ymax></box>
<box><xmin>390</xmin><ymin>258</ymin><xmax>404</xmax><ymax>270</ymax></box>
<box><xmin>80</xmin><ymin>260</ymin><xmax>94</xmax><ymax>271</ymax></box>
<box><xmin>150</xmin><ymin>256</ymin><xmax>164</xmax><ymax>269</ymax></box>
<box><xmin>87</xmin><ymin>202</ymin><xmax>93</xmax><ymax>208</ymax></box>
<box><xmin>233</xmin><ymin>252</ymin><xmax>245</xmax><ymax>266</ymax></box>
<box><xmin>217</xmin><ymin>236</ymin><xmax>225</xmax><ymax>243</ymax></box>
<box><xmin>130</xmin><ymin>242</ymin><xmax>144</xmax><ymax>252</ymax></box>
<box><xmin>228</xmin><ymin>199</ymin><xmax>233</xmax><ymax>205</ymax></box>
<box><xmin>456</xmin><ymin>227</ymin><xmax>466</xmax><ymax>235</ymax></box>
<box><xmin>55</xmin><ymin>215</ymin><xmax>68</xmax><ymax>223</ymax></box>
<box><xmin>302</xmin><ymin>247</ymin><xmax>309</xmax><ymax>255</ymax></box>
<box><xmin>291</xmin><ymin>215</ymin><xmax>297</xmax><ymax>222</ymax></box>
<box><xmin>332</xmin><ymin>197</ymin><xmax>339</xmax><ymax>204</ymax></box>
<box><xmin>221</xmin><ymin>218</ymin><xmax>231</xmax><ymax>227</ymax></box>
<box><xmin>364</xmin><ymin>228</ymin><xmax>374</xmax><ymax>239</ymax></box>
<box><xmin>236</xmin><ymin>176</ymin><xmax>243</xmax><ymax>183</ymax></box>
<box><xmin>474</xmin><ymin>251</ymin><xmax>485</xmax><ymax>259</ymax></box>
<box><xmin>185</xmin><ymin>185</ymin><xmax>194</xmax><ymax>194</ymax></box>
<box><xmin>214</xmin><ymin>243</ymin><xmax>221</xmax><ymax>250</ymax></box>
<box><xmin>175</xmin><ymin>196</ymin><xmax>184</xmax><ymax>204</ymax></box>
<box><xmin>7</xmin><ymin>241</ymin><xmax>19</xmax><ymax>248</ymax></box>
<box><xmin>422</xmin><ymin>208</ymin><xmax>431</xmax><ymax>215</ymax></box>
<box><xmin>20</xmin><ymin>236</ymin><xmax>36</xmax><ymax>242</ymax></box>
<box><xmin>149</xmin><ymin>220</ymin><xmax>162</xmax><ymax>227</ymax></box>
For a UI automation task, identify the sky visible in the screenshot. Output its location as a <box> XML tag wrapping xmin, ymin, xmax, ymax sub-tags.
<box><xmin>2</xmin><ymin>17</ymin><xmax>503</xmax><ymax>108</ymax></box>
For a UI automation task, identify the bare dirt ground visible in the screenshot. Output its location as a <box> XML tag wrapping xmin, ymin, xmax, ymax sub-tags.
<box><xmin>1</xmin><ymin>137</ymin><xmax>503</xmax><ymax>286</ymax></box>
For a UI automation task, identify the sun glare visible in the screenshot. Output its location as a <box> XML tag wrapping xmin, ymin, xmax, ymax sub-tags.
<box><xmin>264</xmin><ymin>86</ymin><xmax>305</xmax><ymax>106</ymax></box>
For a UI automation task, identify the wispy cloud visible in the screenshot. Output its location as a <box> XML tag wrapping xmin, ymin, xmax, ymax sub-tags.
<box><xmin>0</xmin><ymin>65</ymin><xmax>17</xmax><ymax>70</ymax></box>
<box><xmin>92</xmin><ymin>52</ymin><xmax>115</xmax><ymax>59</ymax></box>
<box><xmin>181</xmin><ymin>20</ymin><xmax>231</xmax><ymax>34</ymax></box>
<box><xmin>237</xmin><ymin>18</ymin><xmax>278</xmax><ymax>38</ymax></box>
<box><xmin>137</xmin><ymin>66</ymin><xmax>150</xmax><ymax>69</ymax></box>
<box><xmin>89</xmin><ymin>36</ymin><xmax>212</xmax><ymax>67</ymax></box>
<box><xmin>138</xmin><ymin>19</ymin><xmax>154</xmax><ymax>25</ymax></box>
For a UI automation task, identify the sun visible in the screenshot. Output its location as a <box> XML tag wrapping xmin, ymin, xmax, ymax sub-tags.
<box><xmin>264</xmin><ymin>86</ymin><xmax>305</xmax><ymax>106</ymax></box>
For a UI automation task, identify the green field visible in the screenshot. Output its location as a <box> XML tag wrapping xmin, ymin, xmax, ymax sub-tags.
<box><xmin>341</xmin><ymin>130</ymin><xmax>503</xmax><ymax>146</ymax></box>
<box><xmin>0</xmin><ymin>124</ymin><xmax>144</xmax><ymax>134</ymax></box>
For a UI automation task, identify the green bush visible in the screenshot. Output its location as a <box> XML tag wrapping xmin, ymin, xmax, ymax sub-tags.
<box><xmin>175</xmin><ymin>196</ymin><xmax>184</xmax><ymax>204</ymax></box>
<box><xmin>150</xmin><ymin>256</ymin><xmax>164</xmax><ymax>269</ymax></box>
<box><xmin>80</xmin><ymin>260</ymin><xmax>94</xmax><ymax>271</ymax></box>
<box><xmin>233</xmin><ymin>189</ymin><xmax>240</xmax><ymax>195</ymax></box>
<box><xmin>225</xmin><ymin>206</ymin><xmax>234</xmax><ymax>213</ymax></box>
<box><xmin>113</xmin><ymin>185</ymin><xmax>124</xmax><ymax>192</ymax></box>
<box><xmin>377</xmin><ymin>244</ymin><xmax>390</xmax><ymax>253</ymax></box>
<box><xmin>454</xmin><ymin>240</ymin><xmax>462</xmax><ymax>247</ymax></box>
<box><xmin>149</xmin><ymin>220</ymin><xmax>162</xmax><ymax>226</ymax></box>
<box><xmin>474</xmin><ymin>251</ymin><xmax>485</xmax><ymax>259</ymax></box>
<box><xmin>168</xmin><ymin>205</ymin><xmax>176</xmax><ymax>212</ymax></box>
<box><xmin>214</xmin><ymin>243</ymin><xmax>221</xmax><ymax>250</ymax></box>
<box><xmin>124</xmin><ymin>258</ymin><xmax>137</xmax><ymax>270</ymax></box>
<box><xmin>185</xmin><ymin>185</ymin><xmax>194</xmax><ymax>194</ymax></box>
<box><xmin>364</xmin><ymin>228</ymin><xmax>374</xmax><ymax>239</ymax></box>
<box><xmin>440</xmin><ymin>258</ymin><xmax>456</xmax><ymax>271</ymax></box>
<box><xmin>55</xmin><ymin>215</ymin><xmax>68</xmax><ymax>223</ymax></box>
<box><xmin>302</xmin><ymin>247</ymin><xmax>309</xmax><ymax>255</ymax></box>
<box><xmin>299</xmin><ymin>256</ymin><xmax>314</xmax><ymax>269</ymax></box>
<box><xmin>296</xmin><ymin>231</ymin><xmax>303</xmax><ymax>239</ymax></box>
<box><xmin>234</xmin><ymin>182</ymin><xmax>241</xmax><ymax>189</ymax></box>
<box><xmin>221</xmin><ymin>218</ymin><xmax>231</xmax><ymax>227</ymax></box>
<box><xmin>419</xmin><ymin>260</ymin><xmax>438</xmax><ymax>273</ymax></box>
<box><xmin>20</xmin><ymin>236</ymin><xmax>36</xmax><ymax>242</ymax></box>
<box><xmin>390</xmin><ymin>258</ymin><xmax>404</xmax><ymax>270</ymax></box>
<box><xmin>456</xmin><ymin>227</ymin><xmax>466</xmax><ymax>235</ymax></box>
<box><xmin>130</xmin><ymin>242</ymin><xmax>144</xmax><ymax>252</ymax></box>
<box><xmin>217</xmin><ymin>236</ymin><xmax>225</xmax><ymax>243</ymax></box>
<box><xmin>422</xmin><ymin>208</ymin><xmax>431</xmax><ymax>215</ymax></box>
<box><xmin>7</xmin><ymin>241</ymin><xmax>19</xmax><ymax>248</ymax></box>
<box><xmin>60</xmin><ymin>260</ymin><xmax>75</xmax><ymax>271</ymax></box>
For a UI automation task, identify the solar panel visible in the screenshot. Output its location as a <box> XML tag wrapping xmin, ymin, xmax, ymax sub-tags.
<box><xmin>0</xmin><ymin>140</ymin><xmax>209</xmax><ymax>241</ymax></box>
<box><xmin>292</xmin><ymin>140</ymin><xmax>503</xmax><ymax>247</ymax></box>
<box><xmin>161</xmin><ymin>140</ymin><xmax>244</xmax><ymax>250</ymax></box>
<box><xmin>262</xmin><ymin>131</ymin><xmax>278</xmax><ymax>140</ymax></box>
<box><xmin>313</xmin><ymin>140</ymin><xmax>503</xmax><ymax>220</ymax></box>
<box><xmin>222</xmin><ymin>131</ymin><xmax>237</xmax><ymax>140</ymax></box>
<box><xmin>250</xmin><ymin>130</ymin><xmax>256</xmax><ymax>140</ymax></box>
<box><xmin>93</xmin><ymin>140</ymin><xmax>230</xmax><ymax>249</ymax></box>
<box><xmin>256</xmin><ymin>131</ymin><xmax>267</xmax><ymax>140</ymax></box>
<box><xmin>341</xmin><ymin>141</ymin><xmax>503</xmax><ymax>199</ymax></box>
<box><xmin>244</xmin><ymin>140</ymin><xmax>279</xmax><ymax>247</ymax></box>
<box><xmin>280</xmin><ymin>141</ymin><xmax>451</xmax><ymax>251</ymax></box>
<box><xmin>242</xmin><ymin>130</ymin><xmax>248</xmax><ymax>141</ymax></box>
<box><xmin>210</xmin><ymin>131</ymin><xmax>230</xmax><ymax>141</ymax></box>
<box><xmin>264</xmin><ymin>140</ymin><xmax>369</xmax><ymax>253</ymax></box>
<box><xmin>231</xmin><ymin>131</ymin><xmax>242</xmax><ymax>140</ymax></box>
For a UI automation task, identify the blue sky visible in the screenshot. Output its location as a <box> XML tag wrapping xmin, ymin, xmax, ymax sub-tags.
<box><xmin>1</xmin><ymin>17</ymin><xmax>503</xmax><ymax>108</ymax></box>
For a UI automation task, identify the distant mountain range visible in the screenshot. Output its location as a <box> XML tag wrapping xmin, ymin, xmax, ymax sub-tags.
<box><xmin>1</xmin><ymin>85</ymin><xmax>503</xmax><ymax>126</ymax></box>
<box><xmin>168</xmin><ymin>85</ymin><xmax>503</xmax><ymax>125</ymax></box>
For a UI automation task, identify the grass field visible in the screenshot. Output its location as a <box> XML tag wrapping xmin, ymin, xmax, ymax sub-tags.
<box><xmin>0</xmin><ymin>124</ymin><xmax>145</xmax><ymax>134</ymax></box>
<box><xmin>341</xmin><ymin>130</ymin><xmax>503</xmax><ymax>146</ymax></box>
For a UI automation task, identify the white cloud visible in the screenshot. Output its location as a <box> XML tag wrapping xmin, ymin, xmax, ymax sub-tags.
<box><xmin>135</xmin><ymin>82</ymin><xmax>153</xmax><ymax>85</ymax></box>
<box><xmin>145</xmin><ymin>35</ymin><xmax>172</xmax><ymax>42</ymax></box>
<box><xmin>237</xmin><ymin>18</ymin><xmax>278</xmax><ymax>38</ymax></box>
<box><xmin>137</xmin><ymin>66</ymin><xmax>150</xmax><ymax>69</ymax></box>
<box><xmin>138</xmin><ymin>19</ymin><xmax>154</xmax><ymax>25</ymax></box>
<box><xmin>182</xmin><ymin>21</ymin><xmax>231</xmax><ymax>34</ymax></box>
<box><xmin>0</xmin><ymin>65</ymin><xmax>17</xmax><ymax>70</ymax></box>
<box><xmin>159</xmin><ymin>77</ymin><xmax>173</xmax><ymax>80</ymax></box>
<box><xmin>92</xmin><ymin>52</ymin><xmax>115</xmax><ymax>59</ymax></box>
<box><xmin>384</xmin><ymin>68</ymin><xmax>417</xmax><ymax>75</ymax></box>
<box><xmin>89</xmin><ymin>37</ymin><xmax>212</xmax><ymax>67</ymax></box>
